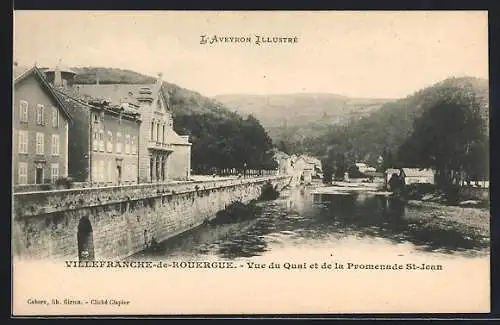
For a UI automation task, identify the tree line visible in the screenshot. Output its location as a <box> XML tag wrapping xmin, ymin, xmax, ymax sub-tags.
<box><xmin>278</xmin><ymin>78</ymin><xmax>489</xmax><ymax>187</ymax></box>
<box><xmin>174</xmin><ymin>113</ymin><xmax>277</xmax><ymax>175</ymax></box>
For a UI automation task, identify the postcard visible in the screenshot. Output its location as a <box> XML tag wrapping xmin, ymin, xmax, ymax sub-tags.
<box><xmin>12</xmin><ymin>10</ymin><xmax>490</xmax><ymax>316</ymax></box>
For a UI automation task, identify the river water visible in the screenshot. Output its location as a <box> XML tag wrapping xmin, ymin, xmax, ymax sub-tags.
<box><xmin>135</xmin><ymin>185</ymin><xmax>490</xmax><ymax>262</ymax></box>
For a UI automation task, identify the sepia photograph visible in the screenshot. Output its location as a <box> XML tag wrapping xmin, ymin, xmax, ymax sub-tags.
<box><xmin>12</xmin><ymin>10</ymin><xmax>490</xmax><ymax>316</ymax></box>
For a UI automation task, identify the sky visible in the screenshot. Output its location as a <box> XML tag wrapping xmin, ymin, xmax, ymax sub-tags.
<box><xmin>13</xmin><ymin>11</ymin><xmax>488</xmax><ymax>99</ymax></box>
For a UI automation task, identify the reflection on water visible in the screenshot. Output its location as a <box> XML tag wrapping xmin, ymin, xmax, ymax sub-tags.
<box><xmin>135</xmin><ymin>186</ymin><xmax>489</xmax><ymax>260</ymax></box>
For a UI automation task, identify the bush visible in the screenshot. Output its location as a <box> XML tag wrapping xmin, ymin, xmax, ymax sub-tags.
<box><xmin>444</xmin><ymin>185</ymin><xmax>460</xmax><ymax>205</ymax></box>
<box><xmin>39</xmin><ymin>184</ymin><xmax>54</xmax><ymax>191</ymax></box>
<box><xmin>259</xmin><ymin>181</ymin><xmax>280</xmax><ymax>201</ymax></box>
<box><xmin>405</xmin><ymin>183</ymin><xmax>438</xmax><ymax>199</ymax></box>
<box><xmin>213</xmin><ymin>201</ymin><xmax>259</xmax><ymax>224</ymax></box>
<box><xmin>55</xmin><ymin>177</ymin><xmax>74</xmax><ymax>189</ymax></box>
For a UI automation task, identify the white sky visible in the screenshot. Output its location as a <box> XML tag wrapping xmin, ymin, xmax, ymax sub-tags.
<box><xmin>13</xmin><ymin>11</ymin><xmax>488</xmax><ymax>98</ymax></box>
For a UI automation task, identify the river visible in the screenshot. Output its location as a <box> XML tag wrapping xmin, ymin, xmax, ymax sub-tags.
<box><xmin>134</xmin><ymin>185</ymin><xmax>490</xmax><ymax>261</ymax></box>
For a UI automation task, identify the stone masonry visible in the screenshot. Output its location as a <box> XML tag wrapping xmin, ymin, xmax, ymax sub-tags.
<box><xmin>12</xmin><ymin>176</ymin><xmax>291</xmax><ymax>261</ymax></box>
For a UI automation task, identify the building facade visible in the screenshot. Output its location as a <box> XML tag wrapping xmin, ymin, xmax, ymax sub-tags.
<box><xmin>13</xmin><ymin>66</ymin><xmax>72</xmax><ymax>187</ymax></box>
<box><xmin>386</xmin><ymin>168</ymin><xmax>435</xmax><ymax>185</ymax></box>
<box><xmin>273</xmin><ymin>150</ymin><xmax>293</xmax><ymax>175</ymax></box>
<box><xmin>75</xmin><ymin>74</ymin><xmax>192</xmax><ymax>183</ymax></box>
<box><xmin>44</xmin><ymin>65</ymin><xmax>141</xmax><ymax>186</ymax></box>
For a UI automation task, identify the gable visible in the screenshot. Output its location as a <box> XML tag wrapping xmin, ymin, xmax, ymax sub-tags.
<box><xmin>14</xmin><ymin>67</ymin><xmax>73</xmax><ymax>124</ymax></box>
<box><xmin>155</xmin><ymin>88</ymin><xmax>170</xmax><ymax>113</ymax></box>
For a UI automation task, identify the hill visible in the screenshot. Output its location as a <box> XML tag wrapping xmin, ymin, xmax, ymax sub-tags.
<box><xmin>213</xmin><ymin>93</ymin><xmax>394</xmax><ymax>143</ymax></box>
<box><xmin>72</xmin><ymin>67</ymin><xmax>238</xmax><ymax>119</ymax></box>
<box><xmin>295</xmin><ymin>76</ymin><xmax>489</xmax><ymax>167</ymax></box>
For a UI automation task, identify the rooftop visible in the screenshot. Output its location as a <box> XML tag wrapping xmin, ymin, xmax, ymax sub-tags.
<box><xmin>40</xmin><ymin>65</ymin><xmax>77</xmax><ymax>75</ymax></box>
<box><xmin>386</xmin><ymin>168</ymin><xmax>435</xmax><ymax>177</ymax></box>
<box><xmin>75</xmin><ymin>83</ymin><xmax>160</xmax><ymax>107</ymax></box>
<box><xmin>13</xmin><ymin>65</ymin><xmax>30</xmax><ymax>79</ymax></box>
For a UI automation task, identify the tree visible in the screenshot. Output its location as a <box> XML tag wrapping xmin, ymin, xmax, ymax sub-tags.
<box><xmin>277</xmin><ymin>140</ymin><xmax>288</xmax><ymax>154</ymax></box>
<box><xmin>380</xmin><ymin>147</ymin><xmax>394</xmax><ymax>171</ymax></box>
<box><xmin>174</xmin><ymin>112</ymin><xmax>276</xmax><ymax>174</ymax></box>
<box><xmin>397</xmin><ymin>87</ymin><xmax>487</xmax><ymax>187</ymax></box>
<box><xmin>333</xmin><ymin>152</ymin><xmax>347</xmax><ymax>180</ymax></box>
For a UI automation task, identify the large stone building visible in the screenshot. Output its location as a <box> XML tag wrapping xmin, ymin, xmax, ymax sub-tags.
<box><xmin>13</xmin><ymin>66</ymin><xmax>72</xmax><ymax>187</ymax></box>
<box><xmin>42</xmin><ymin>65</ymin><xmax>142</xmax><ymax>186</ymax></box>
<box><xmin>273</xmin><ymin>150</ymin><xmax>293</xmax><ymax>175</ymax></box>
<box><xmin>74</xmin><ymin>74</ymin><xmax>191</xmax><ymax>182</ymax></box>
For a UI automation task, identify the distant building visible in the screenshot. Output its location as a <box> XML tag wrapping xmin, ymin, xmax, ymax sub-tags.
<box><xmin>273</xmin><ymin>150</ymin><xmax>293</xmax><ymax>175</ymax></box>
<box><xmin>300</xmin><ymin>155</ymin><xmax>323</xmax><ymax>177</ymax></box>
<box><xmin>386</xmin><ymin>168</ymin><xmax>435</xmax><ymax>185</ymax></box>
<box><xmin>291</xmin><ymin>155</ymin><xmax>322</xmax><ymax>185</ymax></box>
<box><xmin>44</xmin><ymin>64</ymin><xmax>141</xmax><ymax>185</ymax></box>
<box><xmin>13</xmin><ymin>66</ymin><xmax>72</xmax><ymax>187</ymax></box>
<box><xmin>355</xmin><ymin>162</ymin><xmax>376</xmax><ymax>174</ymax></box>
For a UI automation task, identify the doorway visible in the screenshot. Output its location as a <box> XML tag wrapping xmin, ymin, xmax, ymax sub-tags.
<box><xmin>77</xmin><ymin>217</ymin><xmax>95</xmax><ymax>261</ymax></box>
<box><xmin>116</xmin><ymin>165</ymin><xmax>122</xmax><ymax>185</ymax></box>
<box><xmin>35</xmin><ymin>167</ymin><xmax>44</xmax><ymax>184</ymax></box>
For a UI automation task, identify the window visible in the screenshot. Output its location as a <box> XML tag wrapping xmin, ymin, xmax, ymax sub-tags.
<box><xmin>35</xmin><ymin>167</ymin><xmax>44</xmax><ymax>184</ymax></box>
<box><xmin>92</xmin><ymin>131</ymin><xmax>98</xmax><ymax>151</ymax></box>
<box><xmin>52</xmin><ymin>107</ymin><xmax>59</xmax><ymax>128</ymax></box>
<box><xmin>156</xmin><ymin>123</ymin><xmax>160</xmax><ymax>143</ymax></box>
<box><xmin>125</xmin><ymin>135</ymin><xmax>131</xmax><ymax>154</ymax></box>
<box><xmin>162</xmin><ymin>124</ymin><xmax>166</xmax><ymax>144</ymax></box>
<box><xmin>51</xmin><ymin>134</ymin><xmax>60</xmax><ymax>155</ymax></box>
<box><xmin>51</xmin><ymin>163</ymin><xmax>59</xmax><ymax>183</ymax></box>
<box><xmin>107</xmin><ymin>160</ymin><xmax>113</xmax><ymax>183</ymax></box>
<box><xmin>131</xmin><ymin>136</ymin><xmax>137</xmax><ymax>155</ymax></box>
<box><xmin>36</xmin><ymin>132</ymin><xmax>44</xmax><ymax>154</ymax></box>
<box><xmin>93</xmin><ymin>113</ymin><xmax>99</xmax><ymax>124</ymax></box>
<box><xmin>36</xmin><ymin>104</ymin><xmax>45</xmax><ymax>125</ymax></box>
<box><xmin>18</xmin><ymin>130</ymin><xmax>28</xmax><ymax>153</ymax></box>
<box><xmin>99</xmin><ymin>130</ymin><xmax>104</xmax><ymax>152</ymax></box>
<box><xmin>19</xmin><ymin>100</ymin><xmax>28</xmax><ymax>122</ymax></box>
<box><xmin>107</xmin><ymin>131</ymin><xmax>113</xmax><ymax>152</ymax></box>
<box><xmin>150</xmin><ymin>120</ymin><xmax>155</xmax><ymax>141</ymax></box>
<box><xmin>99</xmin><ymin>160</ymin><xmax>105</xmax><ymax>182</ymax></box>
<box><xmin>18</xmin><ymin>162</ymin><xmax>28</xmax><ymax>185</ymax></box>
<box><xmin>116</xmin><ymin>132</ymin><xmax>122</xmax><ymax>153</ymax></box>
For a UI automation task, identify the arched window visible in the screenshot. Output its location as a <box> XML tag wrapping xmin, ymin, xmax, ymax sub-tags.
<box><xmin>92</xmin><ymin>131</ymin><xmax>98</xmax><ymax>151</ymax></box>
<box><xmin>107</xmin><ymin>131</ymin><xmax>113</xmax><ymax>152</ymax></box>
<box><xmin>116</xmin><ymin>132</ymin><xmax>122</xmax><ymax>153</ymax></box>
<box><xmin>99</xmin><ymin>130</ymin><xmax>104</xmax><ymax>151</ymax></box>
<box><xmin>125</xmin><ymin>135</ymin><xmax>131</xmax><ymax>154</ymax></box>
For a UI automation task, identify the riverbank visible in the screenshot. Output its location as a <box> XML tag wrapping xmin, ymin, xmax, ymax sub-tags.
<box><xmin>406</xmin><ymin>200</ymin><xmax>490</xmax><ymax>239</ymax></box>
<box><xmin>311</xmin><ymin>181</ymin><xmax>490</xmax><ymax>242</ymax></box>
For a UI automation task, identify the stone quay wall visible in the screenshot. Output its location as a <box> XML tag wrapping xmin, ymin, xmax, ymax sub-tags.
<box><xmin>12</xmin><ymin>176</ymin><xmax>291</xmax><ymax>261</ymax></box>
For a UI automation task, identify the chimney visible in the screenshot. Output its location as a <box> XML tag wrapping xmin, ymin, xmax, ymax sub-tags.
<box><xmin>54</xmin><ymin>59</ymin><xmax>63</xmax><ymax>87</ymax></box>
